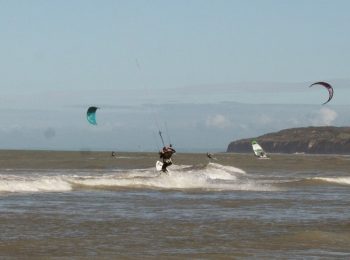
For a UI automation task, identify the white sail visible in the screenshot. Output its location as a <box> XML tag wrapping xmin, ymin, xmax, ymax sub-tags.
<box><xmin>251</xmin><ymin>140</ymin><xmax>268</xmax><ymax>158</ymax></box>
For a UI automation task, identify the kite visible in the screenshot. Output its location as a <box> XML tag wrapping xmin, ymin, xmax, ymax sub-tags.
<box><xmin>86</xmin><ymin>106</ymin><xmax>99</xmax><ymax>125</ymax></box>
<box><xmin>309</xmin><ymin>81</ymin><xmax>334</xmax><ymax>105</ymax></box>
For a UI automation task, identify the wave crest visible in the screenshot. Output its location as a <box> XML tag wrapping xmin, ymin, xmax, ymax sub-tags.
<box><xmin>313</xmin><ymin>177</ymin><xmax>350</xmax><ymax>186</ymax></box>
<box><xmin>0</xmin><ymin>175</ymin><xmax>72</xmax><ymax>193</ymax></box>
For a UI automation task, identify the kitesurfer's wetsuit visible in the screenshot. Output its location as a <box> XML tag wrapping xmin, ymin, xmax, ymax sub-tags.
<box><xmin>159</xmin><ymin>145</ymin><xmax>176</xmax><ymax>172</ymax></box>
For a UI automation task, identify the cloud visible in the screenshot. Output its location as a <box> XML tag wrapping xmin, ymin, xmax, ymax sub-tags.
<box><xmin>205</xmin><ymin>114</ymin><xmax>232</xmax><ymax>129</ymax></box>
<box><xmin>257</xmin><ymin>114</ymin><xmax>273</xmax><ymax>125</ymax></box>
<box><xmin>312</xmin><ymin>107</ymin><xmax>338</xmax><ymax>126</ymax></box>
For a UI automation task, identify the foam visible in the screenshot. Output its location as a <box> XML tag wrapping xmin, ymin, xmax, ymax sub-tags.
<box><xmin>313</xmin><ymin>177</ymin><xmax>350</xmax><ymax>186</ymax></box>
<box><xmin>205</xmin><ymin>162</ymin><xmax>246</xmax><ymax>180</ymax></box>
<box><xmin>0</xmin><ymin>163</ymin><xmax>275</xmax><ymax>193</ymax></box>
<box><xmin>0</xmin><ymin>175</ymin><xmax>72</xmax><ymax>193</ymax></box>
<box><xmin>70</xmin><ymin>163</ymin><xmax>273</xmax><ymax>191</ymax></box>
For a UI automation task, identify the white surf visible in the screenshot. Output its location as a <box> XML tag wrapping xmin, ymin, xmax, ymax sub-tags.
<box><xmin>0</xmin><ymin>163</ymin><xmax>277</xmax><ymax>194</ymax></box>
<box><xmin>313</xmin><ymin>177</ymin><xmax>350</xmax><ymax>186</ymax></box>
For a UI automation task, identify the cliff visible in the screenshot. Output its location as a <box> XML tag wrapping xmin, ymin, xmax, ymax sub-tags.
<box><xmin>227</xmin><ymin>126</ymin><xmax>350</xmax><ymax>154</ymax></box>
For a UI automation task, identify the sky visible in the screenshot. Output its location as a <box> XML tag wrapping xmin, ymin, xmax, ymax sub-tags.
<box><xmin>1</xmin><ymin>0</ymin><xmax>350</xmax><ymax>152</ymax></box>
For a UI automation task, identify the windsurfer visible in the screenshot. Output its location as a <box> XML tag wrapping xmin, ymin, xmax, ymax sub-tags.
<box><xmin>159</xmin><ymin>144</ymin><xmax>176</xmax><ymax>172</ymax></box>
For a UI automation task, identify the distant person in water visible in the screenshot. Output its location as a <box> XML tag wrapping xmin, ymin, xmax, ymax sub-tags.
<box><xmin>207</xmin><ymin>152</ymin><xmax>218</xmax><ymax>161</ymax></box>
<box><xmin>159</xmin><ymin>144</ymin><xmax>176</xmax><ymax>172</ymax></box>
<box><xmin>111</xmin><ymin>151</ymin><xmax>117</xmax><ymax>158</ymax></box>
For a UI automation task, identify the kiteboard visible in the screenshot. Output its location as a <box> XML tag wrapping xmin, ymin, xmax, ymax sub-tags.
<box><xmin>156</xmin><ymin>161</ymin><xmax>163</xmax><ymax>171</ymax></box>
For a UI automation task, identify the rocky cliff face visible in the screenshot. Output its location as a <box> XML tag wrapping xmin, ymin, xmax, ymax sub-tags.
<box><xmin>227</xmin><ymin>126</ymin><xmax>350</xmax><ymax>154</ymax></box>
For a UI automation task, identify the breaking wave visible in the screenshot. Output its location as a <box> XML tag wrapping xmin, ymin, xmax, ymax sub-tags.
<box><xmin>0</xmin><ymin>175</ymin><xmax>72</xmax><ymax>193</ymax></box>
<box><xmin>0</xmin><ymin>163</ymin><xmax>275</xmax><ymax>194</ymax></box>
<box><xmin>275</xmin><ymin>176</ymin><xmax>350</xmax><ymax>187</ymax></box>
<box><xmin>312</xmin><ymin>177</ymin><xmax>350</xmax><ymax>186</ymax></box>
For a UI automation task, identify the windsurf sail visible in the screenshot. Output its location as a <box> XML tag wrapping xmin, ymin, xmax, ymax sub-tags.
<box><xmin>309</xmin><ymin>81</ymin><xmax>334</xmax><ymax>105</ymax></box>
<box><xmin>87</xmin><ymin>106</ymin><xmax>99</xmax><ymax>125</ymax></box>
<box><xmin>251</xmin><ymin>140</ymin><xmax>268</xmax><ymax>158</ymax></box>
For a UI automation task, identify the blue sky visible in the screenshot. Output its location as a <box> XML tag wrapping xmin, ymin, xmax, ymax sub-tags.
<box><xmin>1</xmin><ymin>0</ymin><xmax>350</xmax><ymax>152</ymax></box>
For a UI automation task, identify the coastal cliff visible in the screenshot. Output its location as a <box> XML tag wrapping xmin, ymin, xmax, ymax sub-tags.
<box><xmin>227</xmin><ymin>126</ymin><xmax>350</xmax><ymax>154</ymax></box>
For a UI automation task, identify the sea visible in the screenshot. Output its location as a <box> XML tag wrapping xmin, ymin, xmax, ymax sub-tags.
<box><xmin>0</xmin><ymin>150</ymin><xmax>349</xmax><ymax>259</ymax></box>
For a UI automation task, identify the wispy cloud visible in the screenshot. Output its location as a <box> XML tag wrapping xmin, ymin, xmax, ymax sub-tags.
<box><xmin>257</xmin><ymin>114</ymin><xmax>274</xmax><ymax>125</ymax></box>
<box><xmin>205</xmin><ymin>114</ymin><xmax>233</xmax><ymax>129</ymax></box>
<box><xmin>311</xmin><ymin>107</ymin><xmax>338</xmax><ymax>126</ymax></box>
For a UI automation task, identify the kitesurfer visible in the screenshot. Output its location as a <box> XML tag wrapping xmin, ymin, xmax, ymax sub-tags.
<box><xmin>206</xmin><ymin>152</ymin><xmax>218</xmax><ymax>161</ymax></box>
<box><xmin>159</xmin><ymin>144</ymin><xmax>176</xmax><ymax>172</ymax></box>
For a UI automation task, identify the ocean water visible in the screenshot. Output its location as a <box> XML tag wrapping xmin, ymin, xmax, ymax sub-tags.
<box><xmin>0</xmin><ymin>151</ymin><xmax>349</xmax><ymax>259</ymax></box>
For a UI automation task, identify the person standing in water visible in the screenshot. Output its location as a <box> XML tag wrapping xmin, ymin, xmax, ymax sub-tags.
<box><xmin>159</xmin><ymin>144</ymin><xmax>176</xmax><ymax>172</ymax></box>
